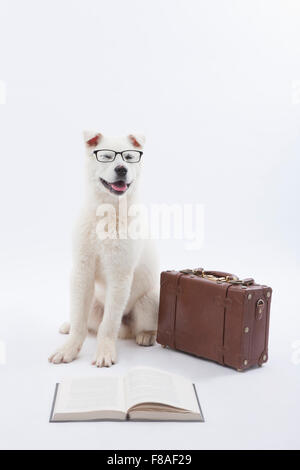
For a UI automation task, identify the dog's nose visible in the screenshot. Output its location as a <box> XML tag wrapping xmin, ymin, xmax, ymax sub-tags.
<box><xmin>114</xmin><ymin>165</ymin><xmax>128</xmax><ymax>177</ymax></box>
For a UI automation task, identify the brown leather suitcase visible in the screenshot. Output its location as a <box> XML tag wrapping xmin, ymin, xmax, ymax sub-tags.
<box><xmin>157</xmin><ymin>268</ymin><xmax>272</xmax><ymax>371</ymax></box>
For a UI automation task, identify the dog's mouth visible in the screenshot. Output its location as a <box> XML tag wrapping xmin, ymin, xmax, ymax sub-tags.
<box><xmin>100</xmin><ymin>178</ymin><xmax>131</xmax><ymax>195</ymax></box>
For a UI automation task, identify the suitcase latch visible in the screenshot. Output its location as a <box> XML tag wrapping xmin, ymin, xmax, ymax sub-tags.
<box><xmin>256</xmin><ymin>299</ymin><xmax>265</xmax><ymax>320</ymax></box>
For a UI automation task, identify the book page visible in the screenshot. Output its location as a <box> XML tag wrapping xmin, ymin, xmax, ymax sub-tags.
<box><xmin>124</xmin><ymin>367</ymin><xmax>199</xmax><ymax>413</ymax></box>
<box><xmin>54</xmin><ymin>376</ymin><xmax>126</xmax><ymax>414</ymax></box>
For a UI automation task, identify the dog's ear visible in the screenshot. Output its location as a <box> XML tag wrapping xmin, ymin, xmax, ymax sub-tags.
<box><xmin>83</xmin><ymin>131</ymin><xmax>102</xmax><ymax>148</ymax></box>
<box><xmin>128</xmin><ymin>133</ymin><xmax>146</xmax><ymax>148</ymax></box>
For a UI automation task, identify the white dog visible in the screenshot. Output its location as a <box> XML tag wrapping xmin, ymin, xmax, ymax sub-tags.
<box><xmin>49</xmin><ymin>133</ymin><xmax>159</xmax><ymax>367</ymax></box>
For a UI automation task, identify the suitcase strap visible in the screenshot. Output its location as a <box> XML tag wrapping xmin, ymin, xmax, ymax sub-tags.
<box><xmin>171</xmin><ymin>272</ymin><xmax>185</xmax><ymax>349</ymax></box>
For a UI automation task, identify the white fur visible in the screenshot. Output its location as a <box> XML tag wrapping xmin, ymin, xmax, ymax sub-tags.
<box><xmin>49</xmin><ymin>133</ymin><xmax>159</xmax><ymax>367</ymax></box>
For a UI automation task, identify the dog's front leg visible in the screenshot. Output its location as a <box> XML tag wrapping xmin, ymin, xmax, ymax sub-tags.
<box><xmin>93</xmin><ymin>273</ymin><xmax>133</xmax><ymax>367</ymax></box>
<box><xmin>49</xmin><ymin>256</ymin><xmax>95</xmax><ymax>364</ymax></box>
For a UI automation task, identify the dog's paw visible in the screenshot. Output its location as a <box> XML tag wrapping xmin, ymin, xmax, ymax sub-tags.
<box><xmin>59</xmin><ymin>322</ymin><xmax>70</xmax><ymax>334</ymax></box>
<box><xmin>48</xmin><ymin>339</ymin><xmax>81</xmax><ymax>364</ymax></box>
<box><xmin>136</xmin><ymin>330</ymin><xmax>156</xmax><ymax>347</ymax></box>
<box><xmin>92</xmin><ymin>338</ymin><xmax>117</xmax><ymax>367</ymax></box>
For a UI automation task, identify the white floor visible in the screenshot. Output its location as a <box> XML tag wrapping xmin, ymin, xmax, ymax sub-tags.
<box><xmin>1</xmin><ymin>265</ymin><xmax>300</xmax><ymax>450</ymax></box>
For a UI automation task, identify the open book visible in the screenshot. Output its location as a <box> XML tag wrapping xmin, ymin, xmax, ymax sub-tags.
<box><xmin>50</xmin><ymin>367</ymin><xmax>204</xmax><ymax>422</ymax></box>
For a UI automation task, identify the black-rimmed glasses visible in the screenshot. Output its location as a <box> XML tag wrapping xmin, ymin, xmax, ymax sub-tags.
<box><xmin>93</xmin><ymin>149</ymin><xmax>143</xmax><ymax>163</ymax></box>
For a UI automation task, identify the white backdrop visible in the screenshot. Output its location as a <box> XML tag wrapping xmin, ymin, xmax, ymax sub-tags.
<box><xmin>0</xmin><ymin>0</ymin><xmax>300</xmax><ymax>450</ymax></box>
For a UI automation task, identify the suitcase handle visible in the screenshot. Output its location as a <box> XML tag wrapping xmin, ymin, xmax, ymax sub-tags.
<box><xmin>180</xmin><ymin>268</ymin><xmax>254</xmax><ymax>285</ymax></box>
<box><xmin>205</xmin><ymin>272</ymin><xmax>255</xmax><ymax>286</ymax></box>
<box><xmin>203</xmin><ymin>270</ymin><xmax>238</xmax><ymax>280</ymax></box>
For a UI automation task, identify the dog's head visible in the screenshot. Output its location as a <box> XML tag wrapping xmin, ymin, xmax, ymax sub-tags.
<box><xmin>84</xmin><ymin>132</ymin><xmax>145</xmax><ymax>197</ymax></box>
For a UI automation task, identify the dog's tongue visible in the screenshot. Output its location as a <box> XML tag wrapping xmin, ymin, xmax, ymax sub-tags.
<box><xmin>111</xmin><ymin>182</ymin><xmax>127</xmax><ymax>192</ymax></box>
